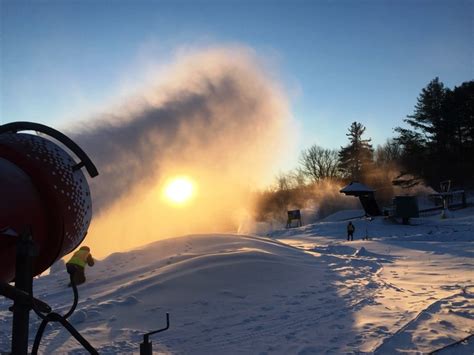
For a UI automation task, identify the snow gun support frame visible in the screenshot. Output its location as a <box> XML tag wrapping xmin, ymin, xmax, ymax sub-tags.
<box><xmin>140</xmin><ymin>313</ymin><xmax>170</xmax><ymax>355</ymax></box>
<box><xmin>2</xmin><ymin>228</ymin><xmax>37</xmax><ymax>355</ymax></box>
<box><xmin>0</xmin><ymin>228</ymin><xmax>99</xmax><ymax>354</ymax></box>
<box><xmin>286</xmin><ymin>209</ymin><xmax>302</xmax><ymax>228</ymax></box>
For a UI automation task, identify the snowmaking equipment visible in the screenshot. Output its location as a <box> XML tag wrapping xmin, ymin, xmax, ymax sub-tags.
<box><xmin>0</xmin><ymin>122</ymin><xmax>99</xmax><ymax>354</ymax></box>
<box><xmin>140</xmin><ymin>313</ymin><xmax>170</xmax><ymax>355</ymax></box>
<box><xmin>1</xmin><ymin>121</ymin><xmax>171</xmax><ymax>354</ymax></box>
<box><xmin>393</xmin><ymin>196</ymin><xmax>419</xmax><ymax>224</ymax></box>
<box><xmin>286</xmin><ymin>209</ymin><xmax>302</xmax><ymax>228</ymax></box>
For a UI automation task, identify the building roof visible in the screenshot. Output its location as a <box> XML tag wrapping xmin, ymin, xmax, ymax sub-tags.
<box><xmin>340</xmin><ymin>181</ymin><xmax>375</xmax><ymax>196</ymax></box>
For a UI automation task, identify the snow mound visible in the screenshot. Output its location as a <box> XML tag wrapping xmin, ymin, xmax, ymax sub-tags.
<box><xmin>16</xmin><ymin>234</ymin><xmax>337</xmax><ymax>354</ymax></box>
<box><xmin>354</xmin><ymin>246</ymin><xmax>368</xmax><ymax>256</ymax></box>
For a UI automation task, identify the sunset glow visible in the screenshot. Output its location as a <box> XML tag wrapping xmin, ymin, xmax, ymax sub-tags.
<box><xmin>163</xmin><ymin>177</ymin><xmax>195</xmax><ymax>205</ymax></box>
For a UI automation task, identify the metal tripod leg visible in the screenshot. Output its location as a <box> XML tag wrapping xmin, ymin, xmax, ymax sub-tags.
<box><xmin>11</xmin><ymin>229</ymin><xmax>37</xmax><ymax>355</ymax></box>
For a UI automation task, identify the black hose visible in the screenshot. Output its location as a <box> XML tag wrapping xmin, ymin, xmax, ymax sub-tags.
<box><xmin>63</xmin><ymin>275</ymin><xmax>78</xmax><ymax>319</ymax></box>
<box><xmin>32</xmin><ymin>312</ymin><xmax>98</xmax><ymax>355</ymax></box>
<box><xmin>31</xmin><ymin>270</ymin><xmax>97</xmax><ymax>354</ymax></box>
<box><xmin>31</xmin><ymin>318</ymin><xmax>49</xmax><ymax>354</ymax></box>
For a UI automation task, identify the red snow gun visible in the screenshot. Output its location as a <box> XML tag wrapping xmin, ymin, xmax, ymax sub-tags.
<box><xmin>0</xmin><ymin>121</ymin><xmax>98</xmax><ymax>282</ymax></box>
<box><xmin>0</xmin><ymin>121</ymin><xmax>99</xmax><ymax>354</ymax></box>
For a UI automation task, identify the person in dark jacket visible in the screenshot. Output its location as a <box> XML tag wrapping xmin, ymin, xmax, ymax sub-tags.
<box><xmin>66</xmin><ymin>246</ymin><xmax>94</xmax><ymax>286</ymax></box>
<box><xmin>347</xmin><ymin>222</ymin><xmax>355</xmax><ymax>241</ymax></box>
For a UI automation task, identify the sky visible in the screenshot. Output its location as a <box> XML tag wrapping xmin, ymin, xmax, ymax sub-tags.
<box><xmin>1</xmin><ymin>0</ymin><xmax>473</xmax><ymax>154</ymax></box>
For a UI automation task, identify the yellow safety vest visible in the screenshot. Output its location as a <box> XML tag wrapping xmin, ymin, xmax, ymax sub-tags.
<box><xmin>67</xmin><ymin>249</ymin><xmax>90</xmax><ymax>268</ymax></box>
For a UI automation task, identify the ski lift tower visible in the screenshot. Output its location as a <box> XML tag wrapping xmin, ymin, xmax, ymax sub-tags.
<box><xmin>340</xmin><ymin>181</ymin><xmax>382</xmax><ymax>217</ymax></box>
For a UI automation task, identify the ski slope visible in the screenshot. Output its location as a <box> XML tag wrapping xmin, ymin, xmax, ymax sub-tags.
<box><xmin>0</xmin><ymin>207</ymin><xmax>473</xmax><ymax>354</ymax></box>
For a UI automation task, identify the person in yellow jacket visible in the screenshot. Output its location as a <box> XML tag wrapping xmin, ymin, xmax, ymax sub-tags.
<box><xmin>66</xmin><ymin>246</ymin><xmax>94</xmax><ymax>286</ymax></box>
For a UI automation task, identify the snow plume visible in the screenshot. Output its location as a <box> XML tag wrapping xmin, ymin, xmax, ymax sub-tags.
<box><xmin>70</xmin><ymin>46</ymin><xmax>294</xmax><ymax>258</ymax></box>
<box><xmin>306</xmin><ymin>180</ymin><xmax>361</xmax><ymax>220</ymax></box>
<box><xmin>246</xmin><ymin>179</ymin><xmax>361</xmax><ymax>234</ymax></box>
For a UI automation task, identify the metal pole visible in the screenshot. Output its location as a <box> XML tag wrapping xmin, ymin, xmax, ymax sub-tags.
<box><xmin>11</xmin><ymin>229</ymin><xmax>37</xmax><ymax>355</ymax></box>
<box><xmin>139</xmin><ymin>340</ymin><xmax>153</xmax><ymax>355</ymax></box>
<box><xmin>140</xmin><ymin>313</ymin><xmax>170</xmax><ymax>355</ymax></box>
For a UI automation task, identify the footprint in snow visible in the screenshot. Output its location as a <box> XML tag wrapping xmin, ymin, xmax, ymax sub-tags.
<box><xmin>439</xmin><ymin>320</ymin><xmax>455</xmax><ymax>328</ymax></box>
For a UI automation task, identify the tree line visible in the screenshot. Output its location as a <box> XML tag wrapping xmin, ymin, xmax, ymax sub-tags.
<box><xmin>254</xmin><ymin>77</ymin><xmax>474</xmax><ymax>222</ymax></box>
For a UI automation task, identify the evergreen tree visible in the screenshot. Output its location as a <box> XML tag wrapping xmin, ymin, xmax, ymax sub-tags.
<box><xmin>338</xmin><ymin>122</ymin><xmax>373</xmax><ymax>181</ymax></box>
<box><xmin>396</xmin><ymin>78</ymin><xmax>474</xmax><ymax>187</ymax></box>
<box><xmin>404</xmin><ymin>77</ymin><xmax>450</xmax><ymax>149</ymax></box>
<box><xmin>394</xmin><ymin>128</ymin><xmax>426</xmax><ymax>179</ymax></box>
<box><xmin>446</xmin><ymin>81</ymin><xmax>474</xmax><ymax>183</ymax></box>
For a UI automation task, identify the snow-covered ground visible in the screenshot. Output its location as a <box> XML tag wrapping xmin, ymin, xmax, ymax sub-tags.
<box><xmin>1</xmin><ymin>207</ymin><xmax>473</xmax><ymax>354</ymax></box>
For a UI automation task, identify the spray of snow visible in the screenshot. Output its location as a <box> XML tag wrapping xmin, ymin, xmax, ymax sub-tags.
<box><xmin>68</xmin><ymin>46</ymin><xmax>295</xmax><ymax>257</ymax></box>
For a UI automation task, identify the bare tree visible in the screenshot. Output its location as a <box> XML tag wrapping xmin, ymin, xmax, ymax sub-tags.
<box><xmin>299</xmin><ymin>145</ymin><xmax>340</xmax><ymax>182</ymax></box>
<box><xmin>273</xmin><ymin>169</ymin><xmax>306</xmax><ymax>190</ymax></box>
<box><xmin>274</xmin><ymin>172</ymin><xmax>293</xmax><ymax>191</ymax></box>
<box><xmin>375</xmin><ymin>139</ymin><xmax>402</xmax><ymax>166</ymax></box>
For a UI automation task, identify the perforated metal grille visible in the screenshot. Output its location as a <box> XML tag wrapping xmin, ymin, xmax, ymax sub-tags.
<box><xmin>0</xmin><ymin>133</ymin><xmax>92</xmax><ymax>251</ymax></box>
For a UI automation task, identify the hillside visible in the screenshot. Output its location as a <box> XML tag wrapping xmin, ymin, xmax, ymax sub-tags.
<box><xmin>0</xmin><ymin>207</ymin><xmax>473</xmax><ymax>354</ymax></box>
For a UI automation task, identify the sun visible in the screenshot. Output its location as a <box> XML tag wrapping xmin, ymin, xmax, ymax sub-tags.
<box><xmin>163</xmin><ymin>176</ymin><xmax>195</xmax><ymax>205</ymax></box>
